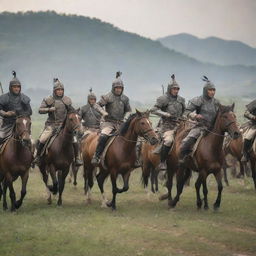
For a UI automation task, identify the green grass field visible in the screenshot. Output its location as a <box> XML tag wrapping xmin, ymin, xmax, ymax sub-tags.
<box><xmin>0</xmin><ymin>168</ymin><xmax>255</xmax><ymax>256</ymax></box>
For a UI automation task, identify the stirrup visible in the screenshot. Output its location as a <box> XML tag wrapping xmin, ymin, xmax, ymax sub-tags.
<box><xmin>75</xmin><ymin>158</ymin><xmax>83</xmax><ymax>167</ymax></box>
<box><xmin>91</xmin><ymin>155</ymin><xmax>101</xmax><ymax>166</ymax></box>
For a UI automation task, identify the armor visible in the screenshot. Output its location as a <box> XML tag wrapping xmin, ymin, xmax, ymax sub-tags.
<box><xmin>0</xmin><ymin>71</ymin><xmax>32</xmax><ymax>144</ymax></box>
<box><xmin>79</xmin><ymin>103</ymin><xmax>105</xmax><ymax>129</ymax></box>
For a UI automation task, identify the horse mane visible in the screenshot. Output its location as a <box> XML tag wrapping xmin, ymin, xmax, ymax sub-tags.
<box><xmin>119</xmin><ymin>113</ymin><xmax>137</xmax><ymax>136</ymax></box>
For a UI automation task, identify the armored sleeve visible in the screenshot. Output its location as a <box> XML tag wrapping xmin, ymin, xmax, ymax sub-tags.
<box><xmin>244</xmin><ymin>110</ymin><xmax>256</xmax><ymax>121</ymax></box>
<box><xmin>0</xmin><ymin>94</ymin><xmax>9</xmax><ymax>116</ymax></box>
<box><xmin>150</xmin><ymin>95</ymin><xmax>170</xmax><ymax>117</ymax></box>
<box><xmin>38</xmin><ymin>98</ymin><xmax>50</xmax><ymax>114</ymax></box>
<box><xmin>183</xmin><ymin>96</ymin><xmax>202</xmax><ymax>119</ymax></box>
<box><xmin>124</xmin><ymin>98</ymin><xmax>132</xmax><ymax>113</ymax></box>
<box><xmin>20</xmin><ymin>94</ymin><xmax>32</xmax><ymax>116</ymax></box>
<box><xmin>98</xmin><ymin>95</ymin><xmax>108</xmax><ymax>107</ymax></box>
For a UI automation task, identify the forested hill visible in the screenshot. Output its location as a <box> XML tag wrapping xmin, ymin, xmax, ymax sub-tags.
<box><xmin>0</xmin><ymin>11</ymin><xmax>255</xmax><ymax>105</ymax></box>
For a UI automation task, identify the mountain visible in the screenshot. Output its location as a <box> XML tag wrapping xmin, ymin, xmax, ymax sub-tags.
<box><xmin>0</xmin><ymin>12</ymin><xmax>255</xmax><ymax>107</ymax></box>
<box><xmin>158</xmin><ymin>33</ymin><xmax>256</xmax><ymax>66</ymax></box>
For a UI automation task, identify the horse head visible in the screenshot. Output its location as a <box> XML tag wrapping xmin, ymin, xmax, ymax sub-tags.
<box><xmin>15</xmin><ymin>115</ymin><xmax>31</xmax><ymax>147</ymax></box>
<box><xmin>133</xmin><ymin>109</ymin><xmax>158</xmax><ymax>145</ymax></box>
<box><xmin>218</xmin><ymin>103</ymin><xmax>240</xmax><ymax>139</ymax></box>
<box><xmin>65</xmin><ymin>106</ymin><xmax>83</xmax><ymax>138</ymax></box>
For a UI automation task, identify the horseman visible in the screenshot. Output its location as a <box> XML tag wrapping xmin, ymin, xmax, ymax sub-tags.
<box><xmin>241</xmin><ymin>99</ymin><xmax>256</xmax><ymax>162</ymax></box>
<box><xmin>91</xmin><ymin>71</ymin><xmax>132</xmax><ymax>166</ymax></box>
<box><xmin>33</xmin><ymin>78</ymin><xmax>82</xmax><ymax>166</ymax></box>
<box><xmin>179</xmin><ymin>76</ymin><xmax>220</xmax><ymax>165</ymax></box>
<box><xmin>79</xmin><ymin>88</ymin><xmax>108</xmax><ymax>135</ymax></box>
<box><xmin>0</xmin><ymin>71</ymin><xmax>32</xmax><ymax>145</ymax></box>
<box><xmin>151</xmin><ymin>74</ymin><xmax>185</xmax><ymax>170</ymax></box>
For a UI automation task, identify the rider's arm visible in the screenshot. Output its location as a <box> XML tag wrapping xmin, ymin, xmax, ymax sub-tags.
<box><xmin>150</xmin><ymin>96</ymin><xmax>171</xmax><ymax>118</ymax></box>
<box><xmin>93</xmin><ymin>103</ymin><xmax>108</xmax><ymax>117</ymax></box>
<box><xmin>244</xmin><ymin>110</ymin><xmax>256</xmax><ymax>121</ymax></box>
<box><xmin>38</xmin><ymin>98</ymin><xmax>51</xmax><ymax>114</ymax></box>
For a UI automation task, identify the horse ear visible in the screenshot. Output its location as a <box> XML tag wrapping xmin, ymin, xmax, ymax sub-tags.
<box><xmin>76</xmin><ymin>107</ymin><xmax>80</xmax><ymax>112</ymax></box>
<box><xmin>136</xmin><ymin>109</ymin><xmax>142</xmax><ymax>117</ymax></box>
<box><xmin>231</xmin><ymin>103</ymin><xmax>235</xmax><ymax>111</ymax></box>
<box><xmin>145</xmin><ymin>109</ymin><xmax>150</xmax><ymax>117</ymax></box>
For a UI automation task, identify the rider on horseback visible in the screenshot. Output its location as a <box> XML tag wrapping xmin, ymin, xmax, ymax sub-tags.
<box><xmin>241</xmin><ymin>99</ymin><xmax>256</xmax><ymax>162</ymax></box>
<box><xmin>91</xmin><ymin>71</ymin><xmax>132</xmax><ymax>166</ymax></box>
<box><xmin>178</xmin><ymin>76</ymin><xmax>220</xmax><ymax>165</ymax></box>
<box><xmin>33</xmin><ymin>78</ymin><xmax>83</xmax><ymax>166</ymax></box>
<box><xmin>0</xmin><ymin>71</ymin><xmax>32</xmax><ymax>145</ymax></box>
<box><xmin>151</xmin><ymin>74</ymin><xmax>185</xmax><ymax>171</ymax></box>
<box><xmin>79</xmin><ymin>88</ymin><xmax>108</xmax><ymax>135</ymax></box>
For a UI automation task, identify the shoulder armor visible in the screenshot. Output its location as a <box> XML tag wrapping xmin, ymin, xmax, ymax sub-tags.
<box><xmin>62</xmin><ymin>96</ymin><xmax>72</xmax><ymax>105</ymax></box>
<box><xmin>21</xmin><ymin>93</ymin><xmax>31</xmax><ymax>104</ymax></box>
<box><xmin>189</xmin><ymin>96</ymin><xmax>203</xmax><ymax>107</ymax></box>
<box><xmin>44</xmin><ymin>95</ymin><xmax>54</xmax><ymax>106</ymax></box>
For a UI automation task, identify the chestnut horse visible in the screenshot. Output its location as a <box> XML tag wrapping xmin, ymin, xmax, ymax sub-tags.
<box><xmin>166</xmin><ymin>104</ymin><xmax>240</xmax><ymax>210</ymax></box>
<box><xmin>39</xmin><ymin>108</ymin><xmax>83</xmax><ymax>205</ymax></box>
<box><xmin>81</xmin><ymin>110</ymin><xmax>158</xmax><ymax>210</ymax></box>
<box><xmin>0</xmin><ymin>115</ymin><xmax>32</xmax><ymax>211</ymax></box>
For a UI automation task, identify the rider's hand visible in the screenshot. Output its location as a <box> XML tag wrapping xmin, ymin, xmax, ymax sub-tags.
<box><xmin>164</xmin><ymin>113</ymin><xmax>171</xmax><ymax>118</ymax></box>
<box><xmin>5</xmin><ymin>111</ymin><xmax>16</xmax><ymax>117</ymax></box>
<box><xmin>195</xmin><ymin>114</ymin><xmax>204</xmax><ymax>121</ymax></box>
<box><xmin>103</xmin><ymin>112</ymin><xmax>108</xmax><ymax>117</ymax></box>
<box><xmin>48</xmin><ymin>107</ymin><xmax>56</xmax><ymax>112</ymax></box>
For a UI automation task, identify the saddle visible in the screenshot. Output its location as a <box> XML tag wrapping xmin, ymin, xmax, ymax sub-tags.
<box><xmin>101</xmin><ymin>136</ymin><xmax>116</xmax><ymax>170</ymax></box>
<box><xmin>40</xmin><ymin>131</ymin><xmax>60</xmax><ymax>157</ymax></box>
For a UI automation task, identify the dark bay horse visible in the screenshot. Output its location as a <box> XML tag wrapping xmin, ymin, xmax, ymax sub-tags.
<box><xmin>0</xmin><ymin>115</ymin><xmax>32</xmax><ymax>211</ymax></box>
<box><xmin>81</xmin><ymin>110</ymin><xmax>158</xmax><ymax>210</ymax></box>
<box><xmin>166</xmin><ymin>104</ymin><xmax>240</xmax><ymax>210</ymax></box>
<box><xmin>39</xmin><ymin>108</ymin><xmax>83</xmax><ymax>205</ymax></box>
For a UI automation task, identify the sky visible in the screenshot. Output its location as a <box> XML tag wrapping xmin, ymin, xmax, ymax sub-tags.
<box><xmin>0</xmin><ymin>0</ymin><xmax>255</xmax><ymax>47</ymax></box>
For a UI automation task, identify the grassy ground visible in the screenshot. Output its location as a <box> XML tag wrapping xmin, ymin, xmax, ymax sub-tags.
<box><xmin>0</xmin><ymin>168</ymin><xmax>255</xmax><ymax>256</ymax></box>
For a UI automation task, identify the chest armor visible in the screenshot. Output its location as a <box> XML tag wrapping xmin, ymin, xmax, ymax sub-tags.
<box><xmin>165</xmin><ymin>99</ymin><xmax>183</xmax><ymax>118</ymax></box>
<box><xmin>83</xmin><ymin>106</ymin><xmax>101</xmax><ymax>128</ymax></box>
<box><xmin>106</xmin><ymin>96</ymin><xmax>126</xmax><ymax>121</ymax></box>
<box><xmin>199</xmin><ymin>99</ymin><xmax>218</xmax><ymax>124</ymax></box>
<box><xmin>52</xmin><ymin>99</ymin><xmax>67</xmax><ymax>123</ymax></box>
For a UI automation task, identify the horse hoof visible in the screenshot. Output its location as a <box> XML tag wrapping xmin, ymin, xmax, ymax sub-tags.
<box><xmin>213</xmin><ymin>204</ymin><xmax>220</xmax><ymax>211</ymax></box>
<box><xmin>15</xmin><ymin>201</ymin><xmax>22</xmax><ymax>209</ymax></box>
<box><xmin>106</xmin><ymin>201</ymin><xmax>112</xmax><ymax>208</ymax></box>
<box><xmin>73</xmin><ymin>182</ymin><xmax>77</xmax><ymax>186</ymax></box>
<box><xmin>159</xmin><ymin>193</ymin><xmax>168</xmax><ymax>201</ymax></box>
<box><xmin>57</xmin><ymin>201</ymin><xmax>62</xmax><ymax>206</ymax></box>
<box><xmin>197</xmin><ymin>201</ymin><xmax>202</xmax><ymax>209</ymax></box>
<box><xmin>204</xmin><ymin>205</ymin><xmax>209</xmax><ymax>210</ymax></box>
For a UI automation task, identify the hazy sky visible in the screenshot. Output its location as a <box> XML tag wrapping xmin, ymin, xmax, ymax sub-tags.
<box><xmin>0</xmin><ymin>0</ymin><xmax>255</xmax><ymax>47</ymax></box>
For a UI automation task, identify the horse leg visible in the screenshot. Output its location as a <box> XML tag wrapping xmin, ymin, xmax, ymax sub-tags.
<box><xmin>202</xmin><ymin>173</ymin><xmax>209</xmax><ymax>210</ymax></box>
<box><xmin>5</xmin><ymin>174</ymin><xmax>16</xmax><ymax>212</ymax></box>
<box><xmin>96</xmin><ymin>169</ymin><xmax>109</xmax><ymax>207</ymax></box>
<box><xmin>213</xmin><ymin>170</ymin><xmax>223</xmax><ymax>210</ymax></box>
<box><xmin>195</xmin><ymin>174</ymin><xmax>202</xmax><ymax>209</ymax></box>
<box><xmin>121</xmin><ymin>171</ymin><xmax>131</xmax><ymax>193</ymax></box>
<box><xmin>72</xmin><ymin>163</ymin><xmax>79</xmax><ymax>186</ymax></box>
<box><xmin>106</xmin><ymin>172</ymin><xmax>118</xmax><ymax>210</ymax></box>
<box><xmin>155</xmin><ymin>169</ymin><xmax>159</xmax><ymax>193</ymax></box>
<box><xmin>237</xmin><ymin>161</ymin><xmax>245</xmax><ymax>178</ymax></box>
<box><xmin>250</xmin><ymin>159</ymin><xmax>256</xmax><ymax>189</ymax></box>
<box><xmin>170</xmin><ymin>167</ymin><xmax>188</xmax><ymax>208</ymax></box>
<box><xmin>40</xmin><ymin>164</ymin><xmax>52</xmax><ymax>204</ymax></box>
<box><xmin>84</xmin><ymin>165</ymin><xmax>94</xmax><ymax>204</ymax></box>
<box><xmin>49</xmin><ymin>164</ymin><xmax>58</xmax><ymax>195</ymax></box>
<box><xmin>57</xmin><ymin>169</ymin><xmax>68</xmax><ymax>206</ymax></box>
<box><xmin>223</xmin><ymin>165</ymin><xmax>229</xmax><ymax>186</ymax></box>
<box><xmin>166</xmin><ymin>169</ymin><xmax>174</xmax><ymax>207</ymax></box>
<box><xmin>150</xmin><ymin>168</ymin><xmax>157</xmax><ymax>193</ymax></box>
<box><xmin>15</xmin><ymin>171</ymin><xmax>29</xmax><ymax>209</ymax></box>
<box><xmin>2</xmin><ymin>180</ymin><xmax>8</xmax><ymax>210</ymax></box>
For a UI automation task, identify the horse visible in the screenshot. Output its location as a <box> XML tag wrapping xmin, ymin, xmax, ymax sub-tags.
<box><xmin>165</xmin><ymin>104</ymin><xmax>240</xmax><ymax>210</ymax></box>
<box><xmin>0</xmin><ymin>115</ymin><xmax>33</xmax><ymax>211</ymax></box>
<box><xmin>39</xmin><ymin>108</ymin><xmax>83</xmax><ymax>205</ymax></box>
<box><xmin>141</xmin><ymin>142</ymin><xmax>160</xmax><ymax>194</ymax></box>
<box><xmin>248</xmin><ymin>142</ymin><xmax>256</xmax><ymax>189</ymax></box>
<box><xmin>81</xmin><ymin>110</ymin><xmax>158</xmax><ymax>210</ymax></box>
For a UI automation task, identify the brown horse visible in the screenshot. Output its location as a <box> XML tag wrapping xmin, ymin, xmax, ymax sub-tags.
<box><xmin>141</xmin><ymin>142</ymin><xmax>160</xmax><ymax>194</ymax></box>
<box><xmin>81</xmin><ymin>110</ymin><xmax>158</xmax><ymax>210</ymax></box>
<box><xmin>39</xmin><ymin>108</ymin><xmax>83</xmax><ymax>205</ymax></box>
<box><xmin>165</xmin><ymin>104</ymin><xmax>240</xmax><ymax>210</ymax></box>
<box><xmin>223</xmin><ymin>135</ymin><xmax>246</xmax><ymax>182</ymax></box>
<box><xmin>0</xmin><ymin>115</ymin><xmax>32</xmax><ymax>211</ymax></box>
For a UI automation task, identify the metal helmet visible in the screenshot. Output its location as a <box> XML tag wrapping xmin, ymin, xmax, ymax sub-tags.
<box><xmin>53</xmin><ymin>78</ymin><xmax>64</xmax><ymax>91</ymax></box>
<box><xmin>9</xmin><ymin>71</ymin><xmax>21</xmax><ymax>90</ymax></box>
<box><xmin>112</xmin><ymin>71</ymin><xmax>124</xmax><ymax>91</ymax></box>
<box><xmin>202</xmin><ymin>76</ymin><xmax>215</xmax><ymax>98</ymax></box>
<box><xmin>167</xmin><ymin>74</ymin><xmax>180</xmax><ymax>92</ymax></box>
<box><xmin>87</xmin><ymin>88</ymin><xmax>96</xmax><ymax>102</ymax></box>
